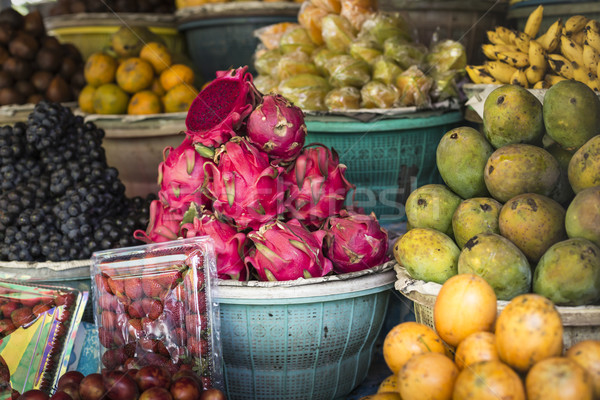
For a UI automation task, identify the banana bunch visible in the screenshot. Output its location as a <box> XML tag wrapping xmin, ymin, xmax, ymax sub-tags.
<box><xmin>467</xmin><ymin>6</ymin><xmax>600</xmax><ymax>91</ymax></box>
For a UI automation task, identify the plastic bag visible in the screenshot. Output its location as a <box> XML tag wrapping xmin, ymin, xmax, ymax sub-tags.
<box><xmin>325</xmin><ymin>86</ymin><xmax>361</xmax><ymax>110</ymax></box>
<box><xmin>372</xmin><ymin>55</ymin><xmax>403</xmax><ymax>85</ymax></box>
<box><xmin>321</xmin><ymin>14</ymin><xmax>357</xmax><ymax>53</ymax></box>
<box><xmin>310</xmin><ymin>0</ymin><xmax>341</xmax><ymax>13</ymax></box>
<box><xmin>254</xmin><ymin>75</ymin><xmax>280</xmax><ymax>95</ymax></box>
<box><xmin>298</xmin><ymin>1</ymin><xmax>329</xmax><ymax>46</ymax></box>
<box><xmin>426</xmin><ymin>39</ymin><xmax>467</xmax><ymax>74</ymax></box>
<box><xmin>254</xmin><ymin>48</ymin><xmax>282</xmax><ymax>77</ymax></box>
<box><xmin>280</xmin><ymin>26</ymin><xmax>317</xmax><ymax>55</ymax></box>
<box><xmin>361</xmin><ymin>80</ymin><xmax>399</xmax><ymax>108</ymax></box>
<box><xmin>340</xmin><ymin>0</ymin><xmax>377</xmax><ymax>31</ymax></box>
<box><xmin>254</xmin><ymin>22</ymin><xmax>301</xmax><ymax>50</ymax></box>
<box><xmin>383</xmin><ymin>37</ymin><xmax>427</xmax><ymax>70</ymax></box>
<box><xmin>326</xmin><ymin>54</ymin><xmax>371</xmax><ymax>88</ymax></box>
<box><xmin>349</xmin><ymin>37</ymin><xmax>382</xmax><ymax>65</ymax></box>
<box><xmin>359</xmin><ymin>12</ymin><xmax>411</xmax><ymax>45</ymax></box>
<box><xmin>278</xmin><ymin>73</ymin><xmax>332</xmax><ymax>111</ymax></box>
<box><xmin>277</xmin><ymin>49</ymin><xmax>319</xmax><ymax>81</ymax></box>
<box><xmin>312</xmin><ymin>47</ymin><xmax>342</xmax><ymax>76</ymax></box>
<box><xmin>394</xmin><ymin>65</ymin><xmax>433</xmax><ymax>108</ymax></box>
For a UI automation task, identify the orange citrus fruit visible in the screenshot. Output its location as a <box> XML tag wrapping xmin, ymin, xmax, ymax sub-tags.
<box><xmin>128</xmin><ymin>90</ymin><xmax>163</xmax><ymax>115</ymax></box>
<box><xmin>162</xmin><ymin>83</ymin><xmax>198</xmax><ymax>113</ymax></box>
<box><xmin>92</xmin><ymin>83</ymin><xmax>129</xmax><ymax>114</ymax></box>
<box><xmin>116</xmin><ymin>57</ymin><xmax>154</xmax><ymax>94</ymax></box>
<box><xmin>160</xmin><ymin>64</ymin><xmax>195</xmax><ymax>92</ymax></box>
<box><xmin>78</xmin><ymin>85</ymin><xmax>96</xmax><ymax>113</ymax></box>
<box><xmin>84</xmin><ymin>52</ymin><xmax>117</xmax><ymax>87</ymax></box>
<box><xmin>140</xmin><ymin>41</ymin><xmax>173</xmax><ymax>74</ymax></box>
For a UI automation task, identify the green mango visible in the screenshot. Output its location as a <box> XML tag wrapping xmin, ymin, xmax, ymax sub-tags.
<box><xmin>404</xmin><ymin>184</ymin><xmax>462</xmax><ymax>237</ymax></box>
<box><xmin>565</xmin><ymin>185</ymin><xmax>600</xmax><ymax>248</ymax></box>
<box><xmin>452</xmin><ymin>197</ymin><xmax>502</xmax><ymax>249</ymax></box>
<box><xmin>568</xmin><ymin>135</ymin><xmax>600</xmax><ymax>194</ymax></box>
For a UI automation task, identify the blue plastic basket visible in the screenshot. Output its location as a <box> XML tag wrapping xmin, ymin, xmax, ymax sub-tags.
<box><xmin>304</xmin><ymin>111</ymin><xmax>465</xmax><ymax>223</ymax></box>
<box><xmin>216</xmin><ymin>264</ymin><xmax>396</xmax><ymax>400</ymax></box>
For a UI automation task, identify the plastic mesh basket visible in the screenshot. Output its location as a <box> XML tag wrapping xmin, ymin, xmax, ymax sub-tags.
<box><xmin>304</xmin><ymin>111</ymin><xmax>464</xmax><ymax>223</ymax></box>
<box><xmin>217</xmin><ymin>263</ymin><xmax>396</xmax><ymax>400</ymax></box>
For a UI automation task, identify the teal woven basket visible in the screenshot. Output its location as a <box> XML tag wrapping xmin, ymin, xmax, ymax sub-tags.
<box><xmin>216</xmin><ymin>263</ymin><xmax>396</xmax><ymax>400</ymax></box>
<box><xmin>304</xmin><ymin>111</ymin><xmax>465</xmax><ymax>223</ymax></box>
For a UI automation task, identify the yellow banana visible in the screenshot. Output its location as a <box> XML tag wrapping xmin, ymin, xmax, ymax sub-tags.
<box><xmin>583</xmin><ymin>44</ymin><xmax>600</xmax><ymax>74</ymax></box>
<box><xmin>545</xmin><ymin>74</ymin><xmax>567</xmax><ymax>86</ymax></box>
<box><xmin>526</xmin><ymin>65</ymin><xmax>545</xmax><ymax>85</ymax></box>
<box><xmin>586</xmin><ymin>20</ymin><xmax>600</xmax><ymax>34</ymax></box>
<box><xmin>466</xmin><ymin>65</ymin><xmax>499</xmax><ymax>84</ymax></box>
<box><xmin>485</xmin><ymin>61</ymin><xmax>518</xmax><ymax>83</ymax></box>
<box><xmin>524</xmin><ymin>4</ymin><xmax>544</xmax><ymax>38</ymax></box>
<box><xmin>510</xmin><ymin>68</ymin><xmax>529</xmax><ymax>88</ymax></box>
<box><xmin>538</xmin><ymin>19</ymin><xmax>563</xmax><ymax>52</ymax></box>
<box><xmin>481</xmin><ymin>44</ymin><xmax>518</xmax><ymax>60</ymax></box>
<box><xmin>487</xmin><ymin>30</ymin><xmax>506</xmax><ymax>45</ymax></box>
<box><xmin>497</xmin><ymin>51</ymin><xmax>530</xmax><ymax>68</ymax></box>
<box><xmin>495</xmin><ymin>26</ymin><xmax>516</xmax><ymax>45</ymax></box>
<box><xmin>586</xmin><ymin>73</ymin><xmax>600</xmax><ymax>92</ymax></box>
<box><xmin>529</xmin><ymin>40</ymin><xmax>546</xmax><ymax>68</ymax></box>
<box><xmin>564</xmin><ymin>15</ymin><xmax>589</xmax><ymax>36</ymax></box>
<box><xmin>573</xmin><ymin>62</ymin><xmax>589</xmax><ymax>83</ymax></box>
<box><xmin>514</xmin><ymin>32</ymin><xmax>531</xmax><ymax>53</ymax></box>
<box><xmin>547</xmin><ymin>54</ymin><xmax>575</xmax><ymax>79</ymax></box>
<box><xmin>533</xmin><ymin>80</ymin><xmax>550</xmax><ymax>89</ymax></box>
<box><xmin>560</xmin><ymin>35</ymin><xmax>584</xmax><ymax>66</ymax></box>
<box><xmin>572</xmin><ymin>30</ymin><xmax>586</xmax><ymax>46</ymax></box>
<box><xmin>597</xmin><ymin>60</ymin><xmax>600</xmax><ymax>82</ymax></box>
<box><xmin>585</xmin><ymin>25</ymin><xmax>600</xmax><ymax>53</ymax></box>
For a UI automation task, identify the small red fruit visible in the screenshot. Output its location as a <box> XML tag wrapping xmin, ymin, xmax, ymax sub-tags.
<box><xmin>57</xmin><ymin>383</ymin><xmax>80</xmax><ymax>400</ymax></box>
<box><xmin>79</xmin><ymin>373</ymin><xmax>105</xmax><ymax>400</ymax></box>
<box><xmin>17</xmin><ymin>389</ymin><xmax>49</xmax><ymax>400</ymax></box>
<box><xmin>128</xmin><ymin>318</ymin><xmax>144</xmax><ymax>339</ymax></box>
<box><xmin>140</xmin><ymin>387</ymin><xmax>173</xmax><ymax>400</ymax></box>
<box><xmin>142</xmin><ymin>277</ymin><xmax>164</xmax><ymax>298</ymax></box>
<box><xmin>124</xmin><ymin>278</ymin><xmax>143</xmax><ymax>300</ymax></box>
<box><xmin>103</xmin><ymin>370</ymin><xmax>139</xmax><ymax>400</ymax></box>
<box><xmin>49</xmin><ymin>391</ymin><xmax>72</xmax><ymax>400</ymax></box>
<box><xmin>98</xmin><ymin>294</ymin><xmax>117</xmax><ymax>312</ymax></box>
<box><xmin>1</xmin><ymin>302</ymin><xmax>19</xmax><ymax>318</ymax></box>
<box><xmin>57</xmin><ymin>370</ymin><xmax>84</xmax><ymax>390</ymax></box>
<box><xmin>98</xmin><ymin>327</ymin><xmax>114</xmax><ymax>349</ymax></box>
<box><xmin>135</xmin><ymin>365</ymin><xmax>172</xmax><ymax>391</ymax></box>
<box><xmin>107</xmin><ymin>277</ymin><xmax>125</xmax><ymax>296</ymax></box>
<box><xmin>143</xmin><ymin>298</ymin><xmax>163</xmax><ymax>321</ymax></box>
<box><xmin>95</xmin><ymin>273</ymin><xmax>113</xmax><ymax>294</ymax></box>
<box><xmin>0</xmin><ymin>319</ymin><xmax>16</xmax><ymax>335</ymax></box>
<box><xmin>100</xmin><ymin>311</ymin><xmax>116</xmax><ymax>330</ymax></box>
<box><xmin>199</xmin><ymin>388</ymin><xmax>226</xmax><ymax>400</ymax></box>
<box><xmin>128</xmin><ymin>301</ymin><xmax>145</xmax><ymax>319</ymax></box>
<box><xmin>11</xmin><ymin>307</ymin><xmax>35</xmax><ymax>328</ymax></box>
<box><xmin>55</xmin><ymin>292</ymin><xmax>76</xmax><ymax>308</ymax></box>
<box><xmin>32</xmin><ymin>303</ymin><xmax>52</xmax><ymax>317</ymax></box>
<box><xmin>170</xmin><ymin>376</ymin><xmax>201</xmax><ymax>400</ymax></box>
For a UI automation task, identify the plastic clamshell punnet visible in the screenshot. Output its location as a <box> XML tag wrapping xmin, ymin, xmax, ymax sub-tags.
<box><xmin>0</xmin><ymin>280</ymin><xmax>88</xmax><ymax>395</ymax></box>
<box><xmin>90</xmin><ymin>236</ymin><xmax>222</xmax><ymax>391</ymax></box>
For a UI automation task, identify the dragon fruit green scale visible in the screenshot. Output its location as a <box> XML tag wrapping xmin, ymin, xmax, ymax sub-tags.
<box><xmin>245</xmin><ymin>219</ymin><xmax>333</xmax><ymax>281</ymax></box>
<box><xmin>325</xmin><ymin>209</ymin><xmax>389</xmax><ymax>274</ymax></box>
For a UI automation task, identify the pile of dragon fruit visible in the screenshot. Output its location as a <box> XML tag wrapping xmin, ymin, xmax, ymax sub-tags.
<box><xmin>133</xmin><ymin>66</ymin><xmax>389</xmax><ymax>281</ymax></box>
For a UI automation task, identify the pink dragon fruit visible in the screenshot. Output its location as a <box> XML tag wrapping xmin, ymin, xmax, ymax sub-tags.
<box><xmin>181</xmin><ymin>209</ymin><xmax>248</xmax><ymax>280</ymax></box>
<box><xmin>133</xmin><ymin>200</ymin><xmax>184</xmax><ymax>243</ymax></box>
<box><xmin>246</xmin><ymin>93</ymin><xmax>307</xmax><ymax>164</ymax></box>
<box><xmin>324</xmin><ymin>209</ymin><xmax>389</xmax><ymax>274</ymax></box>
<box><xmin>185</xmin><ymin>66</ymin><xmax>260</xmax><ymax>148</ymax></box>
<box><xmin>157</xmin><ymin>137</ymin><xmax>214</xmax><ymax>213</ymax></box>
<box><xmin>284</xmin><ymin>144</ymin><xmax>354</xmax><ymax>228</ymax></box>
<box><xmin>245</xmin><ymin>219</ymin><xmax>333</xmax><ymax>281</ymax></box>
<box><xmin>204</xmin><ymin>137</ymin><xmax>285</xmax><ymax>231</ymax></box>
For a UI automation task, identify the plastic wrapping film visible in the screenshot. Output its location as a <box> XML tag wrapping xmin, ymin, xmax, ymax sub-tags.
<box><xmin>90</xmin><ymin>236</ymin><xmax>223</xmax><ymax>391</ymax></box>
<box><xmin>0</xmin><ymin>280</ymin><xmax>88</xmax><ymax>396</ymax></box>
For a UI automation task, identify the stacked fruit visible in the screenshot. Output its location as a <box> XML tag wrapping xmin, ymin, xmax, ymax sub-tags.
<box><xmin>0</xmin><ymin>101</ymin><xmax>154</xmax><ymax>262</ymax></box>
<box><xmin>78</xmin><ymin>27</ymin><xmax>198</xmax><ymax>115</ymax></box>
<box><xmin>175</xmin><ymin>0</ymin><xmax>301</xmax><ymax>7</ymax></box>
<box><xmin>14</xmin><ymin>368</ymin><xmax>226</xmax><ymax>399</ymax></box>
<box><xmin>360</xmin><ymin>274</ymin><xmax>600</xmax><ymax>400</ymax></box>
<box><xmin>251</xmin><ymin>4</ymin><xmax>466</xmax><ymax>111</ymax></box>
<box><xmin>134</xmin><ymin>65</ymin><xmax>391</xmax><ymax>281</ymax></box>
<box><xmin>48</xmin><ymin>0</ymin><xmax>175</xmax><ymax>15</ymax></box>
<box><xmin>467</xmin><ymin>6</ymin><xmax>600</xmax><ymax>90</ymax></box>
<box><xmin>91</xmin><ymin>246</ymin><xmax>219</xmax><ymax>389</ymax></box>
<box><xmin>0</xmin><ymin>8</ymin><xmax>86</xmax><ymax>106</ymax></box>
<box><xmin>394</xmin><ymin>80</ymin><xmax>600</xmax><ymax>306</ymax></box>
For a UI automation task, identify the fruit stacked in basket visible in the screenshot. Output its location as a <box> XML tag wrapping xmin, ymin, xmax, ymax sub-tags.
<box><xmin>134</xmin><ymin>65</ymin><xmax>390</xmax><ymax>281</ymax></box>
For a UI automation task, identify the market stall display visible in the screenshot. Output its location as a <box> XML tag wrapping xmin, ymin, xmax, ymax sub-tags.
<box><xmin>361</xmin><ymin>274</ymin><xmax>600</xmax><ymax>399</ymax></box>
<box><xmin>0</xmin><ymin>8</ymin><xmax>86</xmax><ymax>106</ymax></box>
<box><xmin>78</xmin><ymin>26</ymin><xmax>199</xmax><ymax>115</ymax></box>
<box><xmin>466</xmin><ymin>7</ymin><xmax>600</xmax><ymax>90</ymax></box>
<box><xmin>251</xmin><ymin>9</ymin><xmax>467</xmax><ymax>110</ymax></box>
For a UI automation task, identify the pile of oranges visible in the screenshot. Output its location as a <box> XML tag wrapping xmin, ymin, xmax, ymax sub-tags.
<box><xmin>363</xmin><ymin>274</ymin><xmax>600</xmax><ymax>400</ymax></box>
<box><xmin>79</xmin><ymin>41</ymin><xmax>199</xmax><ymax>115</ymax></box>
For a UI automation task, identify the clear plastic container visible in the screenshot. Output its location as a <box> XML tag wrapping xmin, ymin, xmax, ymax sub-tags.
<box><xmin>0</xmin><ymin>280</ymin><xmax>88</xmax><ymax>394</ymax></box>
<box><xmin>90</xmin><ymin>236</ymin><xmax>222</xmax><ymax>390</ymax></box>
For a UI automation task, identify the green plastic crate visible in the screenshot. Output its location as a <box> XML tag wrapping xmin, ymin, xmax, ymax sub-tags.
<box><xmin>305</xmin><ymin>111</ymin><xmax>465</xmax><ymax>223</ymax></box>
